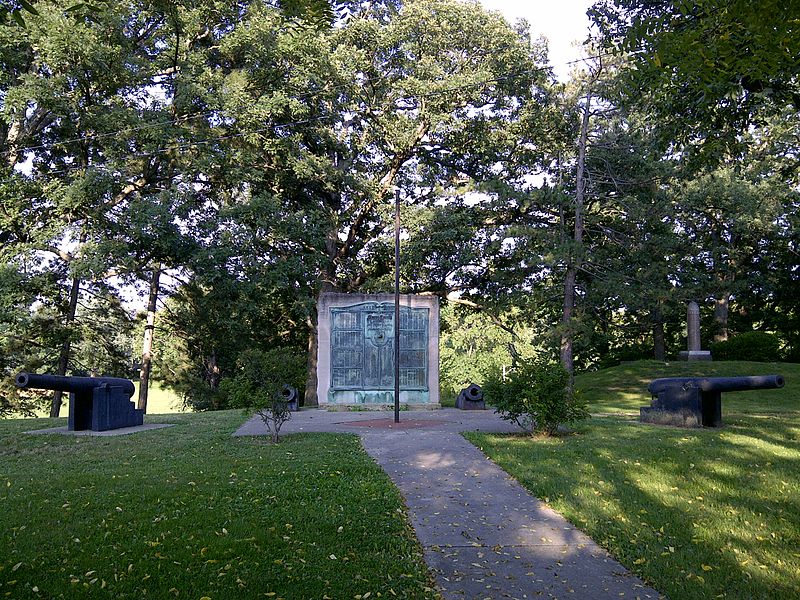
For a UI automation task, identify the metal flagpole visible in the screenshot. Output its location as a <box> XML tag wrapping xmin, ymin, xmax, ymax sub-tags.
<box><xmin>394</xmin><ymin>188</ymin><xmax>401</xmax><ymax>424</ymax></box>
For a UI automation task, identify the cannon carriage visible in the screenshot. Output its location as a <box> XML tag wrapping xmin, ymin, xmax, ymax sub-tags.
<box><xmin>15</xmin><ymin>372</ymin><xmax>143</xmax><ymax>432</ymax></box>
<box><xmin>640</xmin><ymin>375</ymin><xmax>785</xmax><ymax>427</ymax></box>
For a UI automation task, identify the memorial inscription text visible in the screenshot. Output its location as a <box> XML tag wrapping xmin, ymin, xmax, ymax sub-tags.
<box><xmin>330</xmin><ymin>302</ymin><xmax>428</xmax><ymax>391</ymax></box>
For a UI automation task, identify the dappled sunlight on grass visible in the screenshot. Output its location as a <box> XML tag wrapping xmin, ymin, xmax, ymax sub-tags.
<box><xmin>466</xmin><ymin>414</ymin><xmax>800</xmax><ymax>599</ymax></box>
<box><xmin>0</xmin><ymin>412</ymin><xmax>436</xmax><ymax>599</ymax></box>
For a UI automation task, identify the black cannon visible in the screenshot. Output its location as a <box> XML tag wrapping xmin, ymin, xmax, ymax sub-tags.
<box><xmin>456</xmin><ymin>383</ymin><xmax>485</xmax><ymax>410</ymax></box>
<box><xmin>280</xmin><ymin>384</ymin><xmax>299</xmax><ymax>412</ymax></box>
<box><xmin>15</xmin><ymin>372</ymin><xmax>143</xmax><ymax>432</ymax></box>
<box><xmin>640</xmin><ymin>375</ymin><xmax>785</xmax><ymax>428</ymax></box>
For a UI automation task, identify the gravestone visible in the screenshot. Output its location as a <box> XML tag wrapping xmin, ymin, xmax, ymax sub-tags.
<box><xmin>316</xmin><ymin>293</ymin><xmax>439</xmax><ymax>406</ymax></box>
<box><xmin>679</xmin><ymin>301</ymin><xmax>712</xmax><ymax>361</ymax></box>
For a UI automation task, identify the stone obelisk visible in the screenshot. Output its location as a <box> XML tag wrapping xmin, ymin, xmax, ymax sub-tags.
<box><xmin>681</xmin><ymin>301</ymin><xmax>712</xmax><ymax>361</ymax></box>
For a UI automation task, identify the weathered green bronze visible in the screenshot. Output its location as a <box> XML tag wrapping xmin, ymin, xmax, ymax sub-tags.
<box><xmin>329</xmin><ymin>301</ymin><xmax>429</xmax><ymax>404</ymax></box>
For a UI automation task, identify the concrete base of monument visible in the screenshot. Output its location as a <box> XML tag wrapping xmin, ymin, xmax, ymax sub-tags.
<box><xmin>325</xmin><ymin>388</ymin><xmax>435</xmax><ymax>405</ymax></box>
<box><xmin>323</xmin><ymin>403</ymin><xmax>441</xmax><ymax>412</ymax></box>
<box><xmin>679</xmin><ymin>350</ymin><xmax>713</xmax><ymax>361</ymax></box>
<box><xmin>639</xmin><ymin>407</ymin><xmax>702</xmax><ymax>428</ymax></box>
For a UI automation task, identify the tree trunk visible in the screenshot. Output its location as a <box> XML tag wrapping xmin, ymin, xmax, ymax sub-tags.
<box><xmin>305</xmin><ymin>224</ymin><xmax>339</xmax><ymax>407</ymax></box>
<box><xmin>560</xmin><ymin>89</ymin><xmax>592</xmax><ymax>380</ymax></box>
<box><xmin>651</xmin><ymin>306</ymin><xmax>666</xmax><ymax>361</ymax></box>
<box><xmin>50</xmin><ymin>274</ymin><xmax>81</xmax><ymax>417</ymax></box>
<box><xmin>205</xmin><ymin>350</ymin><xmax>221</xmax><ymax>408</ymax></box>
<box><xmin>138</xmin><ymin>265</ymin><xmax>161</xmax><ymax>412</ymax></box>
<box><xmin>714</xmin><ymin>294</ymin><xmax>730</xmax><ymax>342</ymax></box>
<box><xmin>304</xmin><ymin>276</ymin><xmax>337</xmax><ymax>407</ymax></box>
<box><xmin>560</xmin><ymin>267</ymin><xmax>577</xmax><ymax>375</ymax></box>
<box><xmin>5</xmin><ymin>120</ymin><xmax>23</xmax><ymax>169</ymax></box>
<box><xmin>304</xmin><ymin>313</ymin><xmax>320</xmax><ymax>407</ymax></box>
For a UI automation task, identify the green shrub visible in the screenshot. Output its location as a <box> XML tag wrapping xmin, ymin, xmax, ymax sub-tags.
<box><xmin>710</xmin><ymin>331</ymin><xmax>783</xmax><ymax>362</ymax></box>
<box><xmin>482</xmin><ymin>358</ymin><xmax>589</xmax><ymax>435</ymax></box>
<box><xmin>439</xmin><ymin>308</ymin><xmax>518</xmax><ymax>398</ymax></box>
<box><xmin>256</xmin><ymin>397</ymin><xmax>294</xmax><ymax>443</ymax></box>
<box><xmin>180</xmin><ymin>375</ymin><xmax>227</xmax><ymax>411</ymax></box>
<box><xmin>220</xmin><ymin>347</ymin><xmax>306</xmax><ymax>410</ymax></box>
<box><xmin>785</xmin><ymin>342</ymin><xmax>800</xmax><ymax>363</ymax></box>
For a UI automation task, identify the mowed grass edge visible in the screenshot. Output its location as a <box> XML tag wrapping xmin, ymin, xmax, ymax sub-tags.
<box><xmin>465</xmin><ymin>360</ymin><xmax>800</xmax><ymax>600</ymax></box>
<box><xmin>0</xmin><ymin>411</ymin><xmax>439</xmax><ymax>599</ymax></box>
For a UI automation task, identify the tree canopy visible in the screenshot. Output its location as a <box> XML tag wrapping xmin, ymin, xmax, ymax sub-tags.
<box><xmin>590</xmin><ymin>0</ymin><xmax>800</xmax><ymax>166</ymax></box>
<box><xmin>1</xmin><ymin>0</ymin><xmax>798</xmax><ymax>416</ymax></box>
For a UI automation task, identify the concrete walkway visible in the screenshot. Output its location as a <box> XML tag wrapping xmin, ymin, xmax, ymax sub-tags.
<box><xmin>235</xmin><ymin>409</ymin><xmax>662</xmax><ymax>599</ymax></box>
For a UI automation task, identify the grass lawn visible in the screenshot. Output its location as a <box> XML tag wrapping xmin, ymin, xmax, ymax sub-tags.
<box><xmin>0</xmin><ymin>411</ymin><xmax>437</xmax><ymax>599</ymax></box>
<box><xmin>465</xmin><ymin>360</ymin><xmax>800</xmax><ymax>600</ymax></box>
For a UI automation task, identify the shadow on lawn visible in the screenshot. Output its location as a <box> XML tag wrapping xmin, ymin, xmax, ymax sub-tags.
<box><xmin>472</xmin><ymin>417</ymin><xmax>800</xmax><ymax>599</ymax></box>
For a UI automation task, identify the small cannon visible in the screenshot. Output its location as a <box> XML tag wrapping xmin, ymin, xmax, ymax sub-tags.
<box><xmin>640</xmin><ymin>375</ymin><xmax>785</xmax><ymax>428</ymax></box>
<box><xmin>456</xmin><ymin>383</ymin><xmax>485</xmax><ymax>410</ymax></box>
<box><xmin>280</xmin><ymin>384</ymin><xmax>299</xmax><ymax>412</ymax></box>
<box><xmin>15</xmin><ymin>372</ymin><xmax>142</xmax><ymax>432</ymax></box>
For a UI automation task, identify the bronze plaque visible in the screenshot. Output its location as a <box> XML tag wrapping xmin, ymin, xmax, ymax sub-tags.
<box><xmin>330</xmin><ymin>302</ymin><xmax>428</xmax><ymax>392</ymax></box>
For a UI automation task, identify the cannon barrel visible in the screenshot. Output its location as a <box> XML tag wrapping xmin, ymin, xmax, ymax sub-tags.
<box><xmin>649</xmin><ymin>375</ymin><xmax>785</xmax><ymax>395</ymax></box>
<box><xmin>280</xmin><ymin>384</ymin><xmax>298</xmax><ymax>403</ymax></box>
<box><xmin>462</xmin><ymin>383</ymin><xmax>484</xmax><ymax>402</ymax></box>
<box><xmin>456</xmin><ymin>383</ymin><xmax>485</xmax><ymax>410</ymax></box>
<box><xmin>280</xmin><ymin>384</ymin><xmax>299</xmax><ymax>411</ymax></box>
<box><xmin>15</xmin><ymin>372</ymin><xmax>135</xmax><ymax>398</ymax></box>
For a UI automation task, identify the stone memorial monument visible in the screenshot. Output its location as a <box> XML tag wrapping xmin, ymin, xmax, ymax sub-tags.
<box><xmin>316</xmin><ymin>293</ymin><xmax>439</xmax><ymax>407</ymax></box>
<box><xmin>679</xmin><ymin>301</ymin><xmax>712</xmax><ymax>361</ymax></box>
